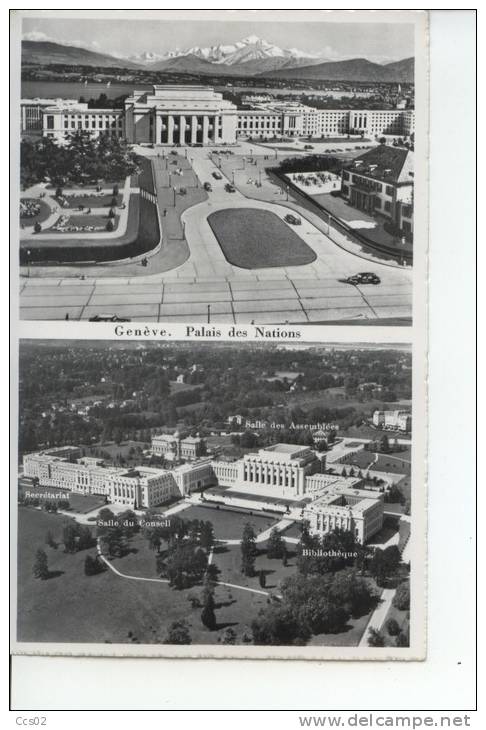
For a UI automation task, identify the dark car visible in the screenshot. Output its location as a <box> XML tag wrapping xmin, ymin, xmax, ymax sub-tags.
<box><xmin>88</xmin><ymin>314</ymin><xmax>131</xmax><ymax>322</ymax></box>
<box><xmin>284</xmin><ymin>213</ymin><xmax>301</xmax><ymax>225</ymax></box>
<box><xmin>346</xmin><ymin>272</ymin><xmax>381</xmax><ymax>286</ymax></box>
<box><xmin>225</xmin><ymin>183</ymin><xmax>235</xmax><ymax>192</ymax></box>
<box><xmin>212</xmin><ymin>171</ymin><xmax>222</xmax><ymax>180</ymax></box>
<box><xmin>203</xmin><ymin>182</ymin><xmax>212</xmax><ymax>191</ymax></box>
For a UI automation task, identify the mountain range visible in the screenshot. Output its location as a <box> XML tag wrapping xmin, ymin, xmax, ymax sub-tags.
<box><xmin>22</xmin><ymin>35</ymin><xmax>414</xmax><ymax>82</ymax></box>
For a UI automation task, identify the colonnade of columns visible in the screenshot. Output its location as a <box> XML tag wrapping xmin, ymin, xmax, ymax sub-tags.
<box><xmin>243</xmin><ymin>460</ymin><xmax>303</xmax><ymax>493</ymax></box>
<box><xmin>155</xmin><ymin>113</ymin><xmax>221</xmax><ymax>145</ymax></box>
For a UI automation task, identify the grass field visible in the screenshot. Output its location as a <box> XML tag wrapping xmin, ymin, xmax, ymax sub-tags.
<box><xmin>63</xmin><ymin>194</ymin><xmax>122</xmax><ymax>209</ymax></box>
<box><xmin>17</xmin><ymin>506</ymin><xmax>373</xmax><ymax>646</ymax></box>
<box><xmin>207</xmin><ymin>208</ymin><xmax>317</xmax><ymax>269</ymax></box>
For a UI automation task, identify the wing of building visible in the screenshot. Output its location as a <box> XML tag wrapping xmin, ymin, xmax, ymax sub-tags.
<box><xmin>21</xmin><ymin>85</ymin><xmax>414</xmax><ymax>146</ymax></box>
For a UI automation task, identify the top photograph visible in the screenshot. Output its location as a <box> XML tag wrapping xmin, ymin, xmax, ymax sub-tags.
<box><xmin>16</xmin><ymin>12</ymin><xmax>424</xmax><ymax>325</ymax></box>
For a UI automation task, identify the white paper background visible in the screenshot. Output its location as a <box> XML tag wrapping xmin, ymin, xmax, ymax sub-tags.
<box><xmin>8</xmin><ymin>7</ymin><xmax>476</xmax><ymax>714</ymax></box>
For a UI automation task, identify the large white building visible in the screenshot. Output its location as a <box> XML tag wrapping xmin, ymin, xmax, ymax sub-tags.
<box><xmin>372</xmin><ymin>410</ymin><xmax>412</xmax><ymax>432</ymax></box>
<box><xmin>21</xmin><ymin>85</ymin><xmax>415</xmax><ymax>146</ymax></box>
<box><xmin>23</xmin><ymin>447</ymin><xmax>214</xmax><ymax>509</ymax></box>
<box><xmin>151</xmin><ymin>431</ymin><xmax>206</xmax><ymax>461</ymax></box>
<box><xmin>211</xmin><ymin>443</ymin><xmax>383</xmax><ymax>543</ymax></box>
<box><xmin>303</xmin><ymin>485</ymin><xmax>384</xmax><ymax>543</ymax></box>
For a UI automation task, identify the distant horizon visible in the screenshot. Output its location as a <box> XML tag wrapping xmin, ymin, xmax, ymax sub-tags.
<box><xmin>21</xmin><ymin>18</ymin><xmax>414</xmax><ymax>65</ymax></box>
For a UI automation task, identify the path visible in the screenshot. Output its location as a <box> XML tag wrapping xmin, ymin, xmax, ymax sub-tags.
<box><xmin>358</xmin><ymin>588</ymin><xmax>396</xmax><ymax>647</ymax></box>
<box><xmin>96</xmin><ymin>538</ymin><xmax>277</xmax><ymax>598</ymax></box>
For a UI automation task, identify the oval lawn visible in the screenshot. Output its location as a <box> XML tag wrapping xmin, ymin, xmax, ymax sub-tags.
<box><xmin>207</xmin><ymin>208</ymin><xmax>317</xmax><ymax>269</ymax></box>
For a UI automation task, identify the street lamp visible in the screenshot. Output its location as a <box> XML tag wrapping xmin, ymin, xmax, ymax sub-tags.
<box><xmin>286</xmin><ymin>185</ymin><xmax>289</xmax><ymax>201</ymax></box>
<box><xmin>258</xmin><ymin>169</ymin><xmax>262</xmax><ymax>185</ymax></box>
<box><xmin>232</xmin><ymin>170</ymin><xmax>235</xmax><ymax>185</ymax></box>
<box><xmin>173</xmin><ymin>187</ymin><xmax>176</xmax><ymax>206</ymax></box>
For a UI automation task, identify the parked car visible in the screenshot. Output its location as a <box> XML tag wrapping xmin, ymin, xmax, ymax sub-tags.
<box><xmin>284</xmin><ymin>213</ymin><xmax>301</xmax><ymax>225</ymax></box>
<box><xmin>88</xmin><ymin>314</ymin><xmax>131</xmax><ymax>322</ymax></box>
<box><xmin>346</xmin><ymin>272</ymin><xmax>381</xmax><ymax>285</ymax></box>
<box><xmin>304</xmin><ymin>144</ymin><xmax>314</xmax><ymax>150</ymax></box>
<box><xmin>225</xmin><ymin>183</ymin><xmax>235</xmax><ymax>192</ymax></box>
<box><xmin>212</xmin><ymin>171</ymin><xmax>222</xmax><ymax>179</ymax></box>
<box><xmin>203</xmin><ymin>182</ymin><xmax>212</xmax><ymax>191</ymax></box>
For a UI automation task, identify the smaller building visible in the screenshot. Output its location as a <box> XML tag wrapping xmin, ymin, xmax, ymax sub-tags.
<box><xmin>151</xmin><ymin>431</ymin><xmax>206</xmax><ymax>461</ymax></box>
<box><xmin>372</xmin><ymin>410</ymin><xmax>411</xmax><ymax>432</ymax></box>
<box><xmin>41</xmin><ymin>102</ymin><xmax>124</xmax><ymax>144</ymax></box>
<box><xmin>341</xmin><ymin>145</ymin><xmax>414</xmax><ymax>236</ymax></box>
<box><xmin>303</xmin><ymin>485</ymin><xmax>384</xmax><ymax>543</ymax></box>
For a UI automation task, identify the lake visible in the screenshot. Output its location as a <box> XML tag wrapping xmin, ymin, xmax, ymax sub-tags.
<box><xmin>21</xmin><ymin>80</ymin><xmax>373</xmax><ymax>101</ymax></box>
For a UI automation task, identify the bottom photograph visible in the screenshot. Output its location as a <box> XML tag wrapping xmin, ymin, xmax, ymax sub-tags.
<box><xmin>14</xmin><ymin>339</ymin><xmax>417</xmax><ymax>658</ymax></box>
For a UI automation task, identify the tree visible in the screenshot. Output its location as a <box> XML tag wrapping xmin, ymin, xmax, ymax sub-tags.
<box><xmin>259</xmin><ymin>571</ymin><xmax>266</xmax><ymax>588</ymax></box>
<box><xmin>251</xmin><ymin>604</ymin><xmax>307</xmax><ymax>646</ymax></box>
<box><xmin>393</xmin><ymin>581</ymin><xmax>410</xmax><ymax>611</ymax></box>
<box><xmin>164</xmin><ymin>620</ymin><xmax>192</xmax><ymax>645</ymax></box>
<box><xmin>240</xmin><ymin>523</ymin><xmax>257</xmax><ymax>577</ymax></box>
<box><xmin>200</xmin><ymin>521</ymin><xmax>214</xmax><ymax>551</ymax></box>
<box><xmin>110</xmin><ymin>196</ymin><xmax>118</xmax><ymax>207</ymax></box>
<box><xmin>33</xmin><ymin>548</ymin><xmax>49</xmax><ymax>579</ymax></box>
<box><xmin>45</xmin><ymin>530</ymin><xmax>57</xmax><ymax>549</ymax></box>
<box><xmin>84</xmin><ymin>554</ymin><xmax>101</xmax><ymax>576</ymax></box>
<box><xmin>106</xmin><ymin>219</ymin><xmax>115</xmax><ymax>232</ymax></box>
<box><xmin>108</xmin><ymin>207</ymin><xmax>116</xmax><ymax>219</ymax></box>
<box><xmin>367</xmin><ymin>628</ymin><xmax>385</xmax><ymax>647</ymax></box>
<box><xmin>63</xmin><ymin>523</ymin><xmax>78</xmax><ymax>553</ymax></box>
<box><xmin>201</xmin><ymin>591</ymin><xmax>217</xmax><ymax>631</ymax></box>
<box><xmin>267</xmin><ymin>528</ymin><xmax>285</xmax><ymax>559</ymax></box>
<box><xmin>395</xmin><ymin>628</ymin><xmax>410</xmax><ymax>647</ymax></box>
<box><xmin>34</xmin><ymin>222</ymin><xmax>42</xmax><ymax>234</ymax></box>
<box><xmin>386</xmin><ymin>618</ymin><xmax>400</xmax><ymax>636</ymax></box>
<box><xmin>221</xmin><ymin>628</ymin><xmax>237</xmax><ymax>645</ymax></box>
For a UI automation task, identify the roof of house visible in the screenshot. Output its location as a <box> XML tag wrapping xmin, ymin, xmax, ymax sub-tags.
<box><xmin>345</xmin><ymin>144</ymin><xmax>413</xmax><ymax>185</ymax></box>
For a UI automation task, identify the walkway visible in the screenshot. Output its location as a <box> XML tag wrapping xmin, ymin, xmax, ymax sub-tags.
<box><xmin>358</xmin><ymin>588</ymin><xmax>396</xmax><ymax>647</ymax></box>
<box><xmin>96</xmin><ymin>538</ymin><xmax>277</xmax><ymax>598</ymax></box>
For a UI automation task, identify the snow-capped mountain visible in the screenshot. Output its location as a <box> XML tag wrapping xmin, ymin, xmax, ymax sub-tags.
<box><xmin>131</xmin><ymin>36</ymin><xmax>322</xmax><ymax>68</ymax></box>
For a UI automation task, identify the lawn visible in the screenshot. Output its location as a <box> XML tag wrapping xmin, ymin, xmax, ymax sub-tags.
<box><xmin>20</xmin><ymin>198</ymin><xmax>52</xmax><ymax>227</ymax></box>
<box><xmin>174</xmin><ymin>503</ymin><xmax>278</xmax><ymax>541</ymax></box>
<box><xmin>207</xmin><ymin>208</ymin><xmax>317</xmax><ymax>269</ymax></box>
<box><xmin>63</xmin><ymin>194</ymin><xmax>122</xmax><ymax>209</ymax></box>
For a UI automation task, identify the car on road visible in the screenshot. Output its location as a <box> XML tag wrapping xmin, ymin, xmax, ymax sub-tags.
<box><xmin>88</xmin><ymin>314</ymin><xmax>131</xmax><ymax>322</ymax></box>
<box><xmin>304</xmin><ymin>144</ymin><xmax>314</xmax><ymax>149</ymax></box>
<box><xmin>225</xmin><ymin>183</ymin><xmax>236</xmax><ymax>192</ymax></box>
<box><xmin>212</xmin><ymin>171</ymin><xmax>222</xmax><ymax>180</ymax></box>
<box><xmin>203</xmin><ymin>182</ymin><xmax>212</xmax><ymax>191</ymax></box>
<box><xmin>284</xmin><ymin>213</ymin><xmax>302</xmax><ymax>225</ymax></box>
<box><xmin>346</xmin><ymin>272</ymin><xmax>381</xmax><ymax>285</ymax></box>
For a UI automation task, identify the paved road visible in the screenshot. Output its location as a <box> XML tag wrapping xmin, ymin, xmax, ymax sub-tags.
<box><xmin>19</xmin><ymin>147</ymin><xmax>412</xmax><ymax>324</ymax></box>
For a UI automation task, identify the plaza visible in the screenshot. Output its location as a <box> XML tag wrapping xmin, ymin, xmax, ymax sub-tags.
<box><xmin>20</xmin><ymin>87</ymin><xmax>414</xmax><ymax>324</ymax></box>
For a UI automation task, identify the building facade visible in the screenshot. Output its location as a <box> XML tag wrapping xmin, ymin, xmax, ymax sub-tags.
<box><xmin>124</xmin><ymin>85</ymin><xmax>238</xmax><ymax>145</ymax></box>
<box><xmin>23</xmin><ymin>447</ymin><xmax>213</xmax><ymax>509</ymax></box>
<box><xmin>372</xmin><ymin>410</ymin><xmax>412</xmax><ymax>432</ymax></box>
<box><xmin>151</xmin><ymin>432</ymin><xmax>206</xmax><ymax>461</ymax></box>
<box><xmin>21</xmin><ymin>85</ymin><xmax>415</xmax><ymax>146</ymax></box>
<box><xmin>303</xmin><ymin>486</ymin><xmax>384</xmax><ymax>543</ymax></box>
<box><xmin>341</xmin><ymin>145</ymin><xmax>414</xmax><ymax>235</ymax></box>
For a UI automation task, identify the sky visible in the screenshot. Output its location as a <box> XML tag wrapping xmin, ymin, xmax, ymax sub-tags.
<box><xmin>21</xmin><ymin>15</ymin><xmax>414</xmax><ymax>64</ymax></box>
